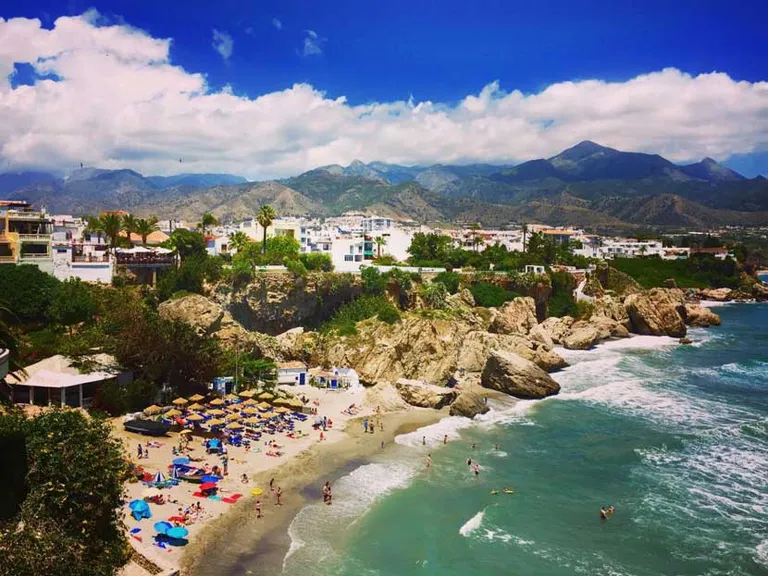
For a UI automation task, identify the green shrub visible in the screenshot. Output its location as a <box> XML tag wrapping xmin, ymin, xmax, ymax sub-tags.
<box><xmin>361</xmin><ymin>266</ymin><xmax>386</xmax><ymax>295</ymax></box>
<box><xmin>285</xmin><ymin>258</ymin><xmax>308</xmax><ymax>279</ymax></box>
<box><xmin>300</xmin><ymin>252</ymin><xmax>333</xmax><ymax>271</ymax></box>
<box><xmin>377</xmin><ymin>306</ymin><xmax>401</xmax><ymax>324</ymax></box>
<box><xmin>434</xmin><ymin>271</ymin><xmax>460</xmax><ymax>294</ymax></box>
<box><xmin>470</xmin><ymin>282</ymin><xmax>520</xmax><ymax>308</ymax></box>
<box><xmin>421</xmin><ymin>281</ymin><xmax>449</xmax><ymax>309</ymax></box>
<box><xmin>610</xmin><ymin>255</ymin><xmax>739</xmax><ymax>289</ymax></box>
<box><xmin>321</xmin><ymin>295</ymin><xmax>400</xmax><ymax>335</ymax></box>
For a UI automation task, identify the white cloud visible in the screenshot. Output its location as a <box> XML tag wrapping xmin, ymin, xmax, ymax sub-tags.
<box><xmin>0</xmin><ymin>12</ymin><xmax>767</xmax><ymax>180</ymax></box>
<box><xmin>302</xmin><ymin>29</ymin><xmax>324</xmax><ymax>56</ymax></box>
<box><xmin>211</xmin><ymin>29</ymin><xmax>233</xmax><ymax>60</ymax></box>
<box><xmin>272</xmin><ymin>18</ymin><xmax>282</xmax><ymax>30</ymax></box>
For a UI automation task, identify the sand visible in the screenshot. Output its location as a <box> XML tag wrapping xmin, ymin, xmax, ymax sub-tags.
<box><xmin>113</xmin><ymin>385</ymin><xmax>442</xmax><ymax>575</ymax></box>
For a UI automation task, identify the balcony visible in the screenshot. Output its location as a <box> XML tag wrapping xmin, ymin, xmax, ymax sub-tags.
<box><xmin>19</xmin><ymin>252</ymin><xmax>51</xmax><ymax>259</ymax></box>
<box><xmin>73</xmin><ymin>254</ymin><xmax>110</xmax><ymax>263</ymax></box>
<box><xmin>18</xmin><ymin>234</ymin><xmax>52</xmax><ymax>242</ymax></box>
<box><xmin>116</xmin><ymin>253</ymin><xmax>175</xmax><ymax>267</ymax></box>
<box><xmin>0</xmin><ymin>255</ymin><xmax>16</xmax><ymax>264</ymax></box>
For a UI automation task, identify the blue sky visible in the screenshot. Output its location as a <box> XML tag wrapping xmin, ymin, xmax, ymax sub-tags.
<box><xmin>0</xmin><ymin>0</ymin><xmax>767</xmax><ymax>177</ymax></box>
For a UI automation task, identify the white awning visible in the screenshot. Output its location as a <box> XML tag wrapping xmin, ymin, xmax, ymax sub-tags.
<box><xmin>15</xmin><ymin>369</ymin><xmax>115</xmax><ymax>389</ymax></box>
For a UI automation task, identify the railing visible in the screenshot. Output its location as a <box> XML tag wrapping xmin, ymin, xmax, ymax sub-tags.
<box><xmin>0</xmin><ymin>255</ymin><xmax>16</xmax><ymax>263</ymax></box>
<box><xmin>116</xmin><ymin>254</ymin><xmax>175</xmax><ymax>266</ymax></box>
<box><xmin>73</xmin><ymin>254</ymin><xmax>110</xmax><ymax>263</ymax></box>
<box><xmin>19</xmin><ymin>252</ymin><xmax>51</xmax><ymax>259</ymax></box>
<box><xmin>18</xmin><ymin>234</ymin><xmax>52</xmax><ymax>241</ymax></box>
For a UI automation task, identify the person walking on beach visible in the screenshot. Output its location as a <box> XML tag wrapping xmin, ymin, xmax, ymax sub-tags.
<box><xmin>426</xmin><ymin>454</ymin><xmax>432</xmax><ymax>468</ymax></box>
<box><xmin>269</xmin><ymin>477</ymin><xmax>275</xmax><ymax>491</ymax></box>
<box><xmin>322</xmin><ymin>482</ymin><xmax>329</xmax><ymax>503</ymax></box>
<box><xmin>364</xmin><ymin>418</ymin><xmax>369</xmax><ymax>433</ymax></box>
<box><xmin>381</xmin><ymin>440</ymin><xmax>385</xmax><ymax>450</ymax></box>
<box><xmin>275</xmin><ymin>487</ymin><xmax>283</xmax><ymax>506</ymax></box>
<box><xmin>137</xmin><ymin>444</ymin><xmax>143</xmax><ymax>459</ymax></box>
<box><xmin>255</xmin><ymin>500</ymin><xmax>262</xmax><ymax>519</ymax></box>
<box><xmin>422</xmin><ymin>436</ymin><xmax>426</xmax><ymax>446</ymax></box>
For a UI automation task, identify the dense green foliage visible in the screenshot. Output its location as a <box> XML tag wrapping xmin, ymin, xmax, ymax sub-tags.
<box><xmin>610</xmin><ymin>255</ymin><xmax>741</xmax><ymax>289</ymax></box>
<box><xmin>0</xmin><ymin>409</ymin><xmax>129</xmax><ymax>576</ymax></box>
<box><xmin>433</xmin><ymin>271</ymin><xmax>461</xmax><ymax>294</ymax></box>
<box><xmin>321</xmin><ymin>294</ymin><xmax>400</xmax><ymax>336</ymax></box>
<box><xmin>48</xmin><ymin>278</ymin><xmax>97</xmax><ymax>335</ymax></box>
<box><xmin>547</xmin><ymin>271</ymin><xmax>579</xmax><ymax>318</ymax></box>
<box><xmin>300</xmin><ymin>252</ymin><xmax>333</xmax><ymax>271</ymax></box>
<box><xmin>156</xmin><ymin>254</ymin><xmax>224</xmax><ymax>301</ymax></box>
<box><xmin>162</xmin><ymin>228</ymin><xmax>207</xmax><ymax>260</ymax></box>
<box><xmin>0</xmin><ymin>264</ymin><xmax>60</xmax><ymax>324</ymax></box>
<box><xmin>237</xmin><ymin>357</ymin><xmax>278</xmax><ymax>392</ymax></box>
<box><xmin>469</xmin><ymin>282</ymin><xmax>521</xmax><ymax>308</ymax></box>
<box><xmin>421</xmin><ymin>281</ymin><xmax>449</xmax><ymax>309</ymax></box>
<box><xmin>233</xmin><ymin>235</ymin><xmax>301</xmax><ymax>267</ymax></box>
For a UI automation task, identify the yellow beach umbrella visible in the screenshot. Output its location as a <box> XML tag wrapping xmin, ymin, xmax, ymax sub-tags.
<box><xmin>207</xmin><ymin>418</ymin><xmax>225</xmax><ymax>426</ymax></box>
<box><xmin>275</xmin><ymin>407</ymin><xmax>290</xmax><ymax>414</ymax></box>
<box><xmin>188</xmin><ymin>402</ymin><xmax>205</xmax><ymax>411</ymax></box>
<box><xmin>144</xmin><ymin>405</ymin><xmax>162</xmax><ymax>415</ymax></box>
<box><xmin>208</xmin><ymin>398</ymin><xmax>225</xmax><ymax>406</ymax></box>
<box><xmin>261</xmin><ymin>410</ymin><xmax>275</xmax><ymax>419</ymax></box>
<box><xmin>206</xmin><ymin>408</ymin><xmax>225</xmax><ymax>416</ymax></box>
<box><xmin>172</xmin><ymin>397</ymin><xmax>188</xmax><ymax>406</ymax></box>
<box><xmin>242</xmin><ymin>398</ymin><xmax>258</xmax><ymax>406</ymax></box>
<box><xmin>224</xmin><ymin>393</ymin><xmax>240</xmax><ymax>401</ymax></box>
<box><xmin>238</xmin><ymin>389</ymin><xmax>256</xmax><ymax>398</ymax></box>
<box><xmin>179</xmin><ymin>429</ymin><xmax>192</xmax><ymax>436</ymax></box>
<box><xmin>165</xmin><ymin>409</ymin><xmax>182</xmax><ymax>418</ymax></box>
<box><xmin>244</xmin><ymin>416</ymin><xmax>261</xmax><ymax>425</ymax></box>
<box><xmin>186</xmin><ymin>413</ymin><xmax>204</xmax><ymax>422</ymax></box>
<box><xmin>225</xmin><ymin>404</ymin><xmax>241</xmax><ymax>412</ymax></box>
<box><xmin>273</xmin><ymin>398</ymin><xmax>290</xmax><ymax>407</ymax></box>
<box><xmin>242</xmin><ymin>407</ymin><xmax>259</xmax><ymax>415</ymax></box>
<box><xmin>226</xmin><ymin>422</ymin><xmax>244</xmax><ymax>430</ymax></box>
<box><xmin>258</xmin><ymin>392</ymin><xmax>274</xmax><ymax>400</ymax></box>
<box><xmin>189</xmin><ymin>394</ymin><xmax>205</xmax><ymax>402</ymax></box>
<box><xmin>257</xmin><ymin>402</ymin><xmax>271</xmax><ymax>409</ymax></box>
<box><xmin>251</xmin><ymin>488</ymin><xmax>263</xmax><ymax>496</ymax></box>
<box><xmin>288</xmin><ymin>399</ymin><xmax>304</xmax><ymax>408</ymax></box>
<box><xmin>226</xmin><ymin>412</ymin><xmax>241</xmax><ymax>421</ymax></box>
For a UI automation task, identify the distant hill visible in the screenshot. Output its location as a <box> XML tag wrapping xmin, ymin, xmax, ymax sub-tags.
<box><xmin>0</xmin><ymin>171</ymin><xmax>58</xmax><ymax>194</ymax></box>
<box><xmin>5</xmin><ymin>142</ymin><xmax>768</xmax><ymax>228</ymax></box>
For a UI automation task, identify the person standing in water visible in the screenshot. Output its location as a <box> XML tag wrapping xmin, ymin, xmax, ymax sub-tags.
<box><xmin>443</xmin><ymin>434</ymin><xmax>448</xmax><ymax>445</ymax></box>
<box><xmin>422</xmin><ymin>436</ymin><xmax>426</xmax><ymax>446</ymax></box>
<box><xmin>426</xmin><ymin>454</ymin><xmax>432</xmax><ymax>468</ymax></box>
<box><xmin>467</xmin><ymin>457</ymin><xmax>472</xmax><ymax>467</ymax></box>
<box><xmin>473</xmin><ymin>463</ymin><xmax>480</xmax><ymax>477</ymax></box>
<box><xmin>600</xmin><ymin>507</ymin><xmax>608</xmax><ymax>520</ymax></box>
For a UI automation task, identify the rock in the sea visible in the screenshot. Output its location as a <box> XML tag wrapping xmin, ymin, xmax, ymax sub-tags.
<box><xmin>591</xmin><ymin>295</ymin><xmax>631</xmax><ymax>329</ymax></box>
<box><xmin>449</xmin><ymin>382</ymin><xmax>491</xmax><ymax>418</ymax></box>
<box><xmin>528</xmin><ymin>323</ymin><xmax>555</xmax><ymax>350</ymax></box>
<box><xmin>395</xmin><ymin>379</ymin><xmax>457</xmax><ymax>409</ymax></box>
<box><xmin>683</xmin><ymin>304</ymin><xmax>722</xmax><ymax>327</ymax></box>
<box><xmin>562</xmin><ymin>321</ymin><xmax>604</xmax><ymax>350</ymax></box>
<box><xmin>589</xmin><ymin>315</ymin><xmax>630</xmax><ymax>339</ymax></box>
<box><xmin>679</xmin><ymin>337</ymin><xmax>693</xmax><ymax>345</ymax></box>
<box><xmin>459</xmin><ymin>331</ymin><xmax>566</xmax><ymax>373</ymax></box>
<box><xmin>538</xmin><ymin>316</ymin><xmax>574</xmax><ymax>345</ymax></box>
<box><xmin>488</xmin><ymin>297</ymin><xmax>538</xmax><ymax>335</ymax></box>
<box><xmin>480</xmin><ymin>350</ymin><xmax>560</xmax><ymax>399</ymax></box>
<box><xmin>699</xmin><ymin>287</ymin><xmax>733</xmax><ymax>302</ymax></box>
<box><xmin>624</xmin><ymin>288</ymin><xmax>687</xmax><ymax>337</ymax></box>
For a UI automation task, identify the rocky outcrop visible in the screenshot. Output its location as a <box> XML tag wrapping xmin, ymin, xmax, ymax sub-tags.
<box><xmin>562</xmin><ymin>322</ymin><xmax>605</xmax><ymax>350</ymax></box>
<box><xmin>395</xmin><ymin>379</ymin><xmax>457</xmax><ymax>409</ymax></box>
<box><xmin>589</xmin><ymin>315</ymin><xmax>630</xmax><ymax>339</ymax></box>
<box><xmin>159</xmin><ymin>294</ymin><xmax>225</xmax><ymax>336</ymax></box>
<box><xmin>488</xmin><ymin>297</ymin><xmax>538</xmax><ymax>335</ymax></box>
<box><xmin>624</xmin><ymin>288</ymin><xmax>687</xmax><ymax>337</ymax></box>
<box><xmin>683</xmin><ymin>304</ymin><xmax>722</xmax><ymax>327</ymax></box>
<box><xmin>591</xmin><ymin>295</ymin><xmax>631</xmax><ymax>329</ymax></box>
<box><xmin>364</xmin><ymin>382</ymin><xmax>411</xmax><ymax>412</ymax></box>
<box><xmin>459</xmin><ymin>331</ymin><xmax>566</xmax><ymax>372</ymax></box>
<box><xmin>449</xmin><ymin>382</ymin><xmax>491</xmax><ymax>418</ymax></box>
<box><xmin>699</xmin><ymin>287</ymin><xmax>733</xmax><ymax>302</ymax></box>
<box><xmin>538</xmin><ymin>316</ymin><xmax>574</xmax><ymax>345</ymax></box>
<box><xmin>528</xmin><ymin>323</ymin><xmax>554</xmax><ymax>350</ymax></box>
<box><xmin>481</xmin><ymin>350</ymin><xmax>560</xmax><ymax>399</ymax></box>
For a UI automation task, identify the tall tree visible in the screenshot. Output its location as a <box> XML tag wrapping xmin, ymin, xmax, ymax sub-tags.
<box><xmin>0</xmin><ymin>305</ymin><xmax>23</xmax><ymax>374</ymax></box>
<box><xmin>239</xmin><ymin>357</ymin><xmax>277</xmax><ymax>392</ymax></box>
<box><xmin>162</xmin><ymin>229</ymin><xmax>206</xmax><ymax>261</ymax></box>
<box><xmin>48</xmin><ymin>278</ymin><xmax>96</xmax><ymax>337</ymax></box>
<box><xmin>256</xmin><ymin>205</ymin><xmax>277</xmax><ymax>254</ymax></box>
<box><xmin>522</xmin><ymin>223</ymin><xmax>529</xmax><ymax>253</ymax></box>
<box><xmin>99</xmin><ymin>214</ymin><xmax>123</xmax><ymax>254</ymax></box>
<box><xmin>83</xmin><ymin>215</ymin><xmax>104</xmax><ymax>244</ymax></box>
<box><xmin>374</xmin><ymin>236</ymin><xmax>387</xmax><ymax>258</ymax></box>
<box><xmin>200</xmin><ymin>213</ymin><xmax>218</xmax><ymax>235</ymax></box>
<box><xmin>134</xmin><ymin>217</ymin><xmax>159</xmax><ymax>246</ymax></box>
<box><xmin>471</xmin><ymin>222</ymin><xmax>482</xmax><ymax>252</ymax></box>
<box><xmin>122</xmin><ymin>214</ymin><xmax>138</xmax><ymax>244</ymax></box>
<box><xmin>228</xmin><ymin>230</ymin><xmax>251</xmax><ymax>253</ymax></box>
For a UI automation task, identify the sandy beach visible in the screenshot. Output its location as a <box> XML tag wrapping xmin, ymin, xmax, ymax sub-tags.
<box><xmin>114</xmin><ymin>384</ymin><xmax>444</xmax><ymax>576</ymax></box>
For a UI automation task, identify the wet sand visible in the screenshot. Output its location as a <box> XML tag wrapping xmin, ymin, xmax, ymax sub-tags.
<box><xmin>181</xmin><ymin>408</ymin><xmax>446</xmax><ymax>576</ymax></box>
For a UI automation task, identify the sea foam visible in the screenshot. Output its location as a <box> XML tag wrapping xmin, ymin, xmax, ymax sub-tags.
<box><xmin>459</xmin><ymin>508</ymin><xmax>485</xmax><ymax>537</ymax></box>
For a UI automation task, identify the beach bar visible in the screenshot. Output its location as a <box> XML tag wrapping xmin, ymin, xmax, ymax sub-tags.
<box><xmin>5</xmin><ymin>354</ymin><xmax>132</xmax><ymax>409</ymax></box>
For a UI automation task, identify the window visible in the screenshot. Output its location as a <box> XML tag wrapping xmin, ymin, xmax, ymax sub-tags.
<box><xmin>344</xmin><ymin>255</ymin><xmax>353</xmax><ymax>262</ymax></box>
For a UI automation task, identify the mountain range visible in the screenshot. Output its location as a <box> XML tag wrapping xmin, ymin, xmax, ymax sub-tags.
<box><xmin>2</xmin><ymin>142</ymin><xmax>767</xmax><ymax>229</ymax></box>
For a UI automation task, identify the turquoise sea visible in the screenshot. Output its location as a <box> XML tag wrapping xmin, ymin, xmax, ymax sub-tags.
<box><xmin>280</xmin><ymin>303</ymin><xmax>768</xmax><ymax>576</ymax></box>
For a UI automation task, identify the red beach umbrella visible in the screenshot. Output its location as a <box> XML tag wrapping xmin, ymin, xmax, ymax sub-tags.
<box><xmin>200</xmin><ymin>482</ymin><xmax>217</xmax><ymax>491</ymax></box>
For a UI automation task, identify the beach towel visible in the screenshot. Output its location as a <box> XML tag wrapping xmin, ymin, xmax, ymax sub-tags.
<box><xmin>221</xmin><ymin>497</ymin><xmax>237</xmax><ymax>504</ymax></box>
<box><xmin>192</xmin><ymin>492</ymin><xmax>204</xmax><ymax>498</ymax></box>
<box><xmin>208</xmin><ymin>495</ymin><xmax>222</xmax><ymax>502</ymax></box>
<box><xmin>130</xmin><ymin>528</ymin><xmax>141</xmax><ymax>534</ymax></box>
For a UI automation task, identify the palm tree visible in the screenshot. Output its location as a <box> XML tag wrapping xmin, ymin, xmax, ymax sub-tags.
<box><xmin>200</xmin><ymin>212</ymin><xmax>218</xmax><ymax>236</ymax></box>
<box><xmin>374</xmin><ymin>236</ymin><xmax>387</xmax><ymax>258</ymax></box>
<box><xmin>256</xmin><ymin>205</ymin><xmax>277</xmax><ymax>255</ymax></box>
<box><xmin>83</xmin><ymin>215</ymin><xmax>104</xmax><ymax>244</ymax></box>
<box><xmin>134</xmin><ymin>217</ymin><xmax>159</xmax><ymax>246</ymax></box>
<box><xmin>99</xmin><ymin>213</ymin><xmax>123</xmax><ymax>254</ymax></box>
<box><xmin>228</xmin><ymin>230</ymin><xmax>251</xmax><ymax>253</ymax></box>
<box><xmin>638</xmin><ymin>244</ymin><xmax>648</xmax><ymax>257</ymax></box>
<box><xmin>122</xmin><ymin>214</ymin><xmax>138</xmax><ymax>244</ymax></box>
<box><xmin>522</xmin><ymin>223</ymin><xmax>529</xmax><ymax>253</ymax></box>
<box><xmin>471</xmin><ymin>222</ymin><xmax>481</xmax><ymax>252</ymax></box>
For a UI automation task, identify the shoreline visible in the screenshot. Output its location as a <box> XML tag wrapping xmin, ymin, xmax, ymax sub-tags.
<box><xmin>180</xmin><ymin>407</ymin><xmax>446</xmax><ymax>576</ymax></box>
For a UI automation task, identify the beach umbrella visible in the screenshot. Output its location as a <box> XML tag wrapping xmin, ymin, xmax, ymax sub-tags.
<box><xmin>153</xmin><ymin>471</ymin><xmax>166</xmax><ymax>484</ymax></box>
<box><xmin>166</xmin><ymin>526</ymin><xmax>189</xmax><ymax>540</ymax></box>
<box><xmin>241</xmin><ymin>398</ymin><xmax>257</xmax><ymax>406</ymax></box>
<box><xmin>189</xmin><ymin>394</ymin><xmax>205</xmax><ymax>402</ymax></box>
<box><xmin>142</xmin><ymin>487</ymin><xmax>161</xmax><ymax>499</ymax></box>
<box><xmin>225</xmin><ymin>412</ymin><xmax>241</xmax><ymax>421</ymax></box>
<box><xmin>226</xmin><ymin>422</ymin><xmax>244</xmax><ymax>430</ymax></box>
<box><xmin>179</xmin><ymin>429</ymin><xmax>192</xmax><ymax>436</ymax></box>
<box><xmin>187</xmin><ymin>403</ymin><xmax>205</xmax><ymax>411</ymax></box>
<box><xmin>275</xmin><ymin>407</ymin><xmax>290</xmax><ymax>414</ymax></box>
<box><xmin>244</xmin><ymin>417</ymin><xmax>261</xmax><ymax>425</ymax></box>
<box><xmin>144</xmin><ymin>405</ymin><xmax>162</xmax><ymax>415</ymax></box>
<box><xmin>251</xmin><ymin>488</ymin><xmax>263</xmax><ymax>496</ymax></box>
<box><xmin>129</xmin><ymin>499</ymin><xmax>150</xmax><ymax>512</ymax></box>
<box><xmin>207</xmin><ymin>418</ymin><xmax>225</xmax><ymax>426</ymax></box>
<box><xmin>172</xmin><ymin>456</ymin><xmax>190</xmax><ymax>465</ymax></box>
<box><xmin>258</xmin><ymin>392</ymin><xmax>274</xmax><ymax>400</ymax></box>
<box><xmin>224</xmin><ymin>393</ymin><xmax>240</xmax><ymax>401</ymax></box>
<box><xmin>288</xmin><ymin>399</ymin><xmax>304</xmax><ymax>408</ymax></box>
<box><xmin>238</xmin><ymin>389</ymin><xmax>257</xmax><ymax>398</ymax></box>
<box><xmin>186</xmin><ymin>413</ymin><xmax>204</xmax><ymax>422</ymax></box>
<box><xmin>257</xmin><ymin>402</ymin><xmax>271</xmax><ymax>409</ymax></box>
<box><xmin>206</xmin><ymin>409</ymin><xmax>225</xmax><ymax>416</ymax></box>
<box><xmin>208</xmin><ymin>398</ymin><xmax>225</xmax><ymax>406</ymax></box>
<box><xmin>273</xmin><ymin>398</ymin><xmax>290</xmax><ymax>407</ymax></box>
<box><xmin>209</xmin><ymin>438</ymin><xmax>221</xmax><ymax>448</ymax></box>
<box><xmin>242</xmin><ymin>407</ymin><xmax>259</xmax><ymax>415</ymax></box>
<box><xmin>172</xmin><ymin>397</ymin><xmax>188</xmax><ymax>406</ymax></box>
<box><xmin>200</xmin><ymin>482</ymin><xmax>217</xmax><ymax>491</ymax></box>
<box><xmin>154</xmin><ymin>521</ymin><xmax>173</xmax><ymax>535</ymax></box>
<box><xmin>171</xmin><ymin>466</ymin><xmax>180</xmax><ymax>480</ymax></box>
<box><xmin>164</xmin><ymin>409</ymin><xmax>182</xmax><ymax>418</ymax></box>
<box><xmin>200</xmin><ymin>475</ymin><xmax>220</xmax><ymax>484</ymax></box>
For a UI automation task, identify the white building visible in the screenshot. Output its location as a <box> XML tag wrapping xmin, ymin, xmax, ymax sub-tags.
<box><xmin>600</xmin><ymin>239</ymin><xmax>663</xmax><ymax>259</ymax></box>
<box><xmin>277</xmin><ymin>361</ymin><xmax>308</xmax><ymax>385</ymax></box>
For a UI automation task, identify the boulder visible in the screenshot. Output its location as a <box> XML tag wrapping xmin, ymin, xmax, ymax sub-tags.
<box><xmin>528</xmin><ymin>323</ymin><xmax>555</xmax><ymax>350</ymax></box>
<box><xmin>481</xmin><ymin>350</ymin><xmax>560</xmax><ymax>399</ymax></box>
<box><xmin>589</xmin><ymin>315</ymin><xmax>630</xmax><ymax>339</ymax></box>
<box><xmin>488</xmin><ymin>297</ymin><xmax>538</xmax><ymax>335</ymax></box>
<box><xmin>699</xmin><ymin>287</ymin><xmax>733</xmax><ymax>302</ymax></box>
<box><xmin>457</xmin><ymin>288</ymin><xmax>475</xmax><ymax>308</ymax></box>
<box><xmin>683</xmin><ymin>304</ymin><xmax>722</xmax><ymax>328</ymax></box>
<box><xmin>562</xmin><ymin>322</ymin><xmax>604</xmax><ymax>350</ymax></box>
<box><xmin>158</xmin><ymin>294</ymin><xmax>225</xmax><ymax>336</ymax></box>
<box><xmin>449</xmin><ymin>382</ymin><xmax>491</xmax><ymax>418</ymax></box>
<box><xmin>395</xmin><ymin>379</ymin><xmax>457</xmax><ymax>409</ymax></box>
<box><xmin>591</xmin><ymin>295</ymin><xmax>631</xmax><ymax>329</ymax></box>
<box><xmin>624</xmin><ymin>288</ymin><xmax>687</xmax><ymax>337</ymax></box>
<box><xmin>663</xmin><ymin>278</ymin><xmax>678</xmax><ymax>289</ymax></box>
<box><xmin>364</xmin><ymin>382</ymin><xmax>411</xmax><ymax>412</ymax></box>
<box><xmin>538</xmin><ymin>316</ymin><xmax>574</xmax><ymax>345</ymax></box>
<box><xmin>679</xmin><ymin>337</ymin><xmax>693</xmax><ymax>345</ymax></box>
<box><xmin>459</xmin><ymin>331</ymin><xmax>567</xmax><ymax>373</ymax></box>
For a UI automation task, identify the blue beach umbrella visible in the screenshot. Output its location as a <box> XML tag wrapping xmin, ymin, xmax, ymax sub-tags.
<box><xmin>166</xmin><ymin>526</ymin><xmax>189</xmax><ymax>540</ymax></box>
<box><xmin>200</xmin><ymin>475</ymin><xmax>220</xmax><ymax>484</ymax></box>
<box><xmin>154</xmin><ymin>521</ymin><xmax>173</xmax><ymax>535</ymax></box>
<box><xmin>129</xmin><ymin>499</ymin><xmax>151</xmax><ymax>521</ymax></box>
<box><xmin>153</xmin><ymin>471</ymin><xmax>166</xmax><ymax>483</ymax></box>
<box><xmin>170</xmin><ymin>466</ymin><xmax>180</xmax><ymax>480</ymax></box>
<box><xmin>172</xmin><ymin>457</ymin><xmax>190</xmax><ymax>466</ymax></box>
<box><xmin>209</xmin><ymin>438</ymin><xmax>221</xmax><ymax>448</ymax></box>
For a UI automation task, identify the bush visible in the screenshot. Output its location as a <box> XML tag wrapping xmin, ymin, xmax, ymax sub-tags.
<box><xmin>434</xmin><ymin>271</ymin><xmax>460</xmax><ymax>294</ymax></box>
<box><xmin>470</xmin><ymin>282</ymin><xmax>520</xmax><ymax>308</ymax></box>
<box><xmin>377</xmin><ymin>306</ymin><xmax>401</xmax><ymax>324</ymax></box>
<box><xmin>321</xmin><ymin>295</ymin><xmax>400</xmax><ymax>335</ymax></box>
<box><xmin>230</xmin><ymin>258</ymin><xmax>253</xmax><ymax>283</ymax></box>
<box><xmin>300</xmin><ymin>253</ymin><xmax>333</xmax><ymax>272</ymax></box>
<box><xmin>610</xmin><ymin>255</ymin><xmax>740</xmax><ymax>289</ymax></box>
<box><xmin>0</xmin><ymin>264</ymin><xmax>60</xmax><ymax>324</ymax></box>
<box><xmin>361</xmin><ymin>266</ymin><xmax>386</xmax><ymax>295</ymax></box>
<box><xmin>285</xmin><ymin>259</ymin><xmax>308</xmax><ymax>279</ymax></box>
<box><xmin>421</xmin><ymin>281</ymin><xmax>449</xmax><ymax>309</ymax></box>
